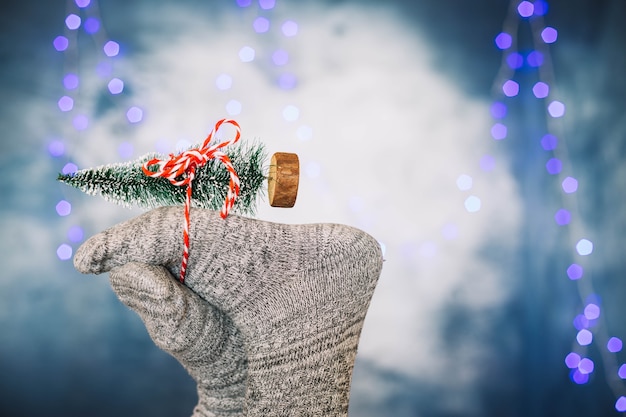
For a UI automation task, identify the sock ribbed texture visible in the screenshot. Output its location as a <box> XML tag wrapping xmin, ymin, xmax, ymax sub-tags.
<box><xmin>107</xmin><ymin>262</ymin><xmax>246</xmax><ymax>417</ymax></box>
<box><xmin>75</xmin><ymin>206</ymin><xmax>383</xmax><ymax>416</ymax></box>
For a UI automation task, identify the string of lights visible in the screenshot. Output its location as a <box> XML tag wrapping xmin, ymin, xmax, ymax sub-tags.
<box><xmin>490</xmin><ymin>0</ymin><xmax>626</xmax><ymax>412</ymax></box>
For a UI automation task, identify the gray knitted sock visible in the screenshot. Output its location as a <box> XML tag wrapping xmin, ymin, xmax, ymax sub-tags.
<box><xmin>75</xmin><ymin>207</ymin><xmax>383</xmax><ymax>416</ymax></box>
<box><xmin>107</xmin><ymin>262</ymin><xmax>246</xmax><ymax>417</ymax></box>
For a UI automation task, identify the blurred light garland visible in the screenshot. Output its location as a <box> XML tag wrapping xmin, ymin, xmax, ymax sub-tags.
<box><xmin>491</xmin><ymin>0</ymin><xmax>626</xmax><ymax>412</ymax></box>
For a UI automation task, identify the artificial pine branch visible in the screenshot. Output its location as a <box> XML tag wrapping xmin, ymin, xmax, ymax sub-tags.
<box><xmin>58</xmin><ymin>141</ymin><xmax>268</xmax><ymax>216</ymax></box>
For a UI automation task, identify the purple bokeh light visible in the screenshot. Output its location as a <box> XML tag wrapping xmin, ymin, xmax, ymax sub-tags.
<box><xmin>491</xmin><ymin>123</ymin><xmax>507</xmax><ymax>140</ymax></box>
<box><xmin>584</xmin><ymin>304</ymin><xmax>600</xmax><ymax>320</ymax></box>
<box><xmin>506</xmin><ymin>52</ymin><xmax>523</xmax><ymax>69</ymax></box>
<box><xmin>480</xmin><ymin>155</ymin><xmax>496</xmax><ymax>172</ymax></box>
<box><xmin>107</xmin><ymin>78</ymin><xmax>124</xmax><ymax>94</ymax></box>
<box><xmin>565</xmin><ymin>352</ymin><xmax>581</xmax><ymax>369</ymax></box>
<box><xmin>567</xmin><ymin>263</ymin><xmax>583</xmax><ymax>280</ymax></box>
<box><xmin>253</xmin><ymin>17</ymin><xmax>270</xmax><ymax>33</ymax></box>
<box><xmin>533</xmin><ymin>0</ymin><xmax>548</xmax><ymax>15</ymax></box>
<box><xmin>495</xmin><ymin>32</ymin><xmax>512</xmax><ymax>50</ymax></box>
<box><xmin>570</xmin><ymin>369</ymin><xmax>589</xmax><ymax>384</ymax></box>
<box><xmin>573</xmin><ymin>314</ymin><xmax>591</xmax><ymax>330</ymax></box>
<box><xmin>236</xmin><ymin>0</ymin><xmax>251</xmax><ymax>6</ymax></box>
<box><xmin>58</xmin><ymin>96</ymin><xmax>74</xmax><ymax>112</ymax></box>
<box><xmin>554</xmin><ymin>208</ymin><xmax>571</xmax><ymax>226</ymax></box>
<box><xmin>272</xmin><ymin>49</ymin><xmax>289</xmax><ymax>66</ymax></box>
<box><xmin>67</xmin><ymin>225</ymin><xmax>84</xmax><ymax>243</ymax></box>
<box><xmin>48</xmin><ymin>140</ymin><xmax>65</xmax><ymax>157</ymax></box>
<box><xmin>502</xmin><ymin>80</ymin><xmax>519</xmax><ymax>97</ymax></box>
<box><xmin>541</xmin><ymin>27</ymin><xmax>558</xmax><ymax>43</ymax></box>
<box><xmin>63</xmin><ymin>73</ymin><xmax>79</xmax><ymax>90</ymax></box>
<box><xmin>65</xmin><ymin>14</ymin><xmax>81</xmax><ymax>30</ymax></box>
<box><xmin>282</xmin><ymin>20</ymin><xmax>298</xmax><ymax>37</ymax></box>
<box><xmin>57</xmin><ymin>244</ymin><xmax>73</xmax><ymax>261</ymax></box>
<box><xmin>53</xmin><ymin>36</ymin><xmax>69</xmax><ymax>51</ymax></box>
<box><xmin>103</xmin><ymin>40</ymin><xmax>120</xmax><ymax>57</ymax></box>
<box><xmin>56</xmin><ymin>200</ymin><xmax>72</xmax><ymax>216</ymax></box>
<box><xmin>578</xmin><ymin>357</ymin><xmax>595</xmax><ymax>374</ymax></box>
<box><xmin>62</xmin><ymin>163</ymin><xmax>78</xmax><ymax>175</ymax></box>
<box><xmin>540</xmin><ymin>134</ymin><xmax>557</xmax><ymax>150</ymax></box>
<box><xmin>73</xmin><ymin>115</ymin><xmax>89</xmax><ymax>130</ymax></box>
<box><xmin>126</xmin><ymin>106</ymin><xmax>143</xmax><ymax>123</ymax></box>
<box><xmin>84</xmin><ymin>17</ymin><xmax>100</xmax><ymax>34</ymax></box>
<box><xmin>617</xmin><ymin>397</ymin><xmax>626</xmax><ymax>413</ymax></box>
<box><xmin>490</xmin><ymin>101</ymin><xmax>507</xmax><ymax>119</ymax></box>
<box><xmin>75</xmin><ymin>0</ymin><xmax>91</xmax><ymax>7</ymax></box>
<box><xmin>517</xmin><ymin>1</ymin><xmax>534</xmax><ymax>17</ymax></box>
<box><xmin>259</xmin><ymin>0</ymin><xmax>275</xmax><ymax>10</ymax></box>
<box><xmin>619</xmin><ymin>364</ymin><xmax>626</xmax><ymax>379</ymax></box>
<box><xmin>278</xmin><ymin>73</ymin><xmax>297</xmax><ymax>90</ymax></box>
<box><xmin>562</xmin><ymin>176</ymin><xmax>578</xmax><ymax>193</ymax></box>
<box><xmin>532</xmin><ymin>81</ymin><xmax>549</xmax><ymax>98</ymax></box>
<box><xmin>545</xmin><ymin>158</ymin><xmax>562</xmax><ymax>174</ymax></box>
<box><xmin>526</xmin><ymin>51</ymin><xmax>544</xmax><ymax>67</ymax></box>
<box><xmin>576</xmin><ymin>329</ymin><xmax>593</xmax><ymax>346</ymax></box>
<box><xmin>608</xmin><ymin>337</ymin><xmax>623</xmax><ymax>353</ymax></box>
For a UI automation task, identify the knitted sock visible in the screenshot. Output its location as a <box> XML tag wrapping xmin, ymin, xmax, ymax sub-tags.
<box><xmin>75</xmin><ymin>207</ymin><xmax>383</xmax><ymax>416</ymax></box>
<box><xmin>107</xmin><ymin>262</ymin><xmax>247</xmax><ymax>417</ymax></box>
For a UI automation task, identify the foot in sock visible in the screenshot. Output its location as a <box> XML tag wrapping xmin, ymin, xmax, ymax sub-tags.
<box><xmin>75</xmin><ymin>206</ymin><xmax>383</xmax><ymax>416</ymax></box>
<box><xmin>108</xmin><ymin>261</ymin><xmax>247</xmax><ymax>417</ymax></box>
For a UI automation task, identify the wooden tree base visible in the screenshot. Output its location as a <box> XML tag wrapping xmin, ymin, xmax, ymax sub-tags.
<box><xmin>268</xmin><ymin>152</ymin><xmax>299</xmax><ymax>207</ymax></box>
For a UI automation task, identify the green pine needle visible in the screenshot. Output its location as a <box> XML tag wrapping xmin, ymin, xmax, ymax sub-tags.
<box><xmin>58</xmin><ymin>141</ymin><xmax>268</xmax><ymax>216</ymax></box>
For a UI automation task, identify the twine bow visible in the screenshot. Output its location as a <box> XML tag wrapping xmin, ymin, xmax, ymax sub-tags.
<box><xmin>142</xmin><ymin>118</ymin><xmax>241</xmax><ymax>283</ymax></box>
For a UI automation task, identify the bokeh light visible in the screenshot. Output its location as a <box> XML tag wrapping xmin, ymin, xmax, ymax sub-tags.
<box><xmin>567</xmin><ymin>263</ymin><xmax>583</xmax><ymax>280</ymax></box>
<box><xmin>96</xmin><ymin>61</ymin><xmax>112</xmax><ymax>77</ymax></box>
<box><xmin>548</xmin><ymin>100</ymin><xmax>565</xmax><ymax>117</ymax></box>
<box><xmin>491</xmin><ymin>123</ymin><xmax>507</xmax><ymax>140</ymax></box>
<box><xmin>84</xmin><ymin>17</ymin><xmax>100</xmax><ymax>34</ymax></box>
<box><xmin>272</xmin><ymin>49</ymin><xmax>289</xmax><ymax>66</ymax></box>
<box><xmin>103</xmin><ymin>40</ymin><xmax>120</xmax><ymax>57</ymax></box>
<box><xmin>576</xmin><ymin>329</ymin><xmax>593</xmax><ymax>346</ymax></box>
<box><xmin>48</xmin><ymin>140</ymin><xmax>65</xmax><ymax>157</ymax></box>
<box><xmin>53</xmin><ymin>36</ymin><xmax>69</xmax><ymax>51</ymax></box>
<box><xmin>107</xmin><ymin>78</ymin><xmax>124</xmax><ymax>94</ymax></box>
<box><xmin>72</xmin><ymin>115</ymin><xmax>89</xmax><ymax>130</ymax></box>
<box><xmin>75</xmin><ymin>0</ymin><xmax>91</xmax><ymax>7</ymax></box>
<box><xmin>56</xmin><ymin>244</ymin><xmax>73</xmax><ymax>261</ymax></box>
<box><xmin>480</xmin><ymin>155</ymin><xmax>496</xmax><ymax>171</ymax></box>
<box><xmin>62</xmin><ymin>162</ymin><xmax>78</xmax><ymax>175</ymax></box>
<box><xmin>282</xmin><ymin>20</ymin><xmax>298</xmax><ymax>37</ymax></box>
<box><xmin>532</xmin><ymin>81</ymin><xmax>549</xmax><ymax>98</ymax></box>
<box><xmin>490</xmin><ymin>101</ymin><xmax>507</xmax><ymax>119</ymax></box>
<box><xmin>619</xmin><ymin>364</ymin><xmax>626</xmax><ymax>379</ymax></box>
<box><xmin>576</xmin><ymin>239</ymin><xmax>593</xmax><ymax>256</ymax></box>
<box><xmin>502</xmin><ymin>80</ymin><xmax>519</xmax><ymax>97</ymax></box>
<box><xmin>607</xmin><ymin>337</ymin><xmax>623</xmax><ymax>353</ymax></box>
<box><xmin>562</xmin><ymin>176</ymin><xmax>578</xmax><ymax>193</ymax></box>
<box><xmin>570</xmin><ymin>369</ymin><xmax>589</xmax><ymax>384</ymax></box>
<box><xmin>253</xmin><ymin>17</ymin><xmax>270</xmax><ymax>33</ymax></box>
<box><xmin>216</xmin><ymin>74</ymin><xmax>233</xmax><ymax>90</ymax></box>
<box><xmin>526</xmin><ymin>50</ymin><xmax>544</xmax><ymax>67</ymax></box>
<box><xmin>494</xmin><ymin>32</ymin><xmax>512</xmax><ymax>49</ymax></box>
<box><xmin>617</xmin><ymin>397</ymin><xmax>626</xmax><ymax>413</ymax></box>
<box><xmin>506</xmin><ymin>52</ymin><xmax>524</xmax><ymax>69</ymax></box>
<box><xmin>63</xmin><ymin>73</ymin><xmax>79</xmax><ymax>90</ymax></box>
<box><xmin>126</xmin><ymin>106</ymin><xmax>143</xmax><ymax>123</ymax></box>
<box><xmin>282</xmin><ymin>105</ymin><xmax>300</xmax><ymax>121</ymax></box>
<box><xmin>545</xmin><ymin>158</ymin><xmax>562</xmax><ymax>174</ymax></box>
<box><xmin>259</xmin><ymin>0</ymin><xmax>276</xmax><ymax>10</ymax></box>
<box><xmin>226</xmin><ymin>99</ymin><xmax>242</xmax><ymax>115</ymax></box>
<box><xmin>278</xmin><ymin>73</ymin><xmax>297</xmax><ymax>89</ymax></box>
<box><xmin>533</xmin><ymin>0</ymin><xmax>548</xmax><ymax>15</ymax></box>
<box><xmin>540</xmin><ymin>133</ymin><xmax>557</xmax><ymax>150</ymax></box>
<box><xmin>456</xmin><ymin>174</ymin><xmax>473</xmax><ymax>191</ymax></box>
<box><xmin>464</xmin><ymin>195</ymin><xmax>481</xmax><ymax>213</ymax></box>
<box><xmin>517</xmin><ymin>1</ymin><xmax>534</xmax><ymax>17</ymax></box>
<box><xmin>573</xmin><ymin>314</ymin><xmax>592</xmax><ymax>330</ymax></box>
<box><xmin>584</xmin><ymin>304</ymin><xmax>600</xmax><ymax>320</ymax></box>
<box><xmin>67</xmin><ymin>225</ymin><xmax>84</xmax><ymax>243</ymax></box>
<box><xmin>55</xmin><ymin>200</ymin><xmax>72</xmax><ymax>216</ymax></box>
<box><xmin>565</xmin><ymin>352</ymin><xmax>581</xmax><ymax>369</ymax></box>
<box><xmin>57</xmin><ymin>96</ymin><xmax>74</xmax><ymax>112</ymax></box>
<box><xmin>236</xmin><ymin>0</ymin><xmax>251</xmax><ymax>7</ymax></box>
<box><xmin>554</xmin><ymin>208</ymin><xmax>571</xmax><ymax>226</ymax></box>
<box><xmin>239</xmin><ymin>46</ymin><xmax>255</xmax><ymax>62</ymax></box>
<box><xmin>65</xmin><ymin>14</ymin><xmax>81</xmax><ymax>30</ymax></box>
<box><xmin>578</xmin><ymin>357</ymin><xmax>594</xmax><ymax>374</ymax></box>
<box><xmin>541</xmin><ymin>27</ymin><xmax>558</xmax><ymax>43</ymax></box>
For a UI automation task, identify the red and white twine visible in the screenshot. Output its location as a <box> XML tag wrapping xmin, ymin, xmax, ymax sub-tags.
<box><xmin>142</xmin><ymin>118</ymin><xmax>241</xmax><ymax>283</ymax></box>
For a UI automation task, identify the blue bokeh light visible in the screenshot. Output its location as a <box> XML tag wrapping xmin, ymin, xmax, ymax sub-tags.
<box><xmin>278</xmin><ymin>73</ymin><xmax>297</xmax><ymax>90</ymax></box>
<box><xmin>48</xmin><ymin>140</ymin><xmax>65</xmax><ymax>157</ymax></box>
<box><xmin>540</xmin><ymin>134</ymin><xmax>558</xmax><ymax>150</ymax></box>
<box><xmin>494</xmin><ymin>32</ymin><xmax>512</xmax><ymax>50</ymax></box>
<box><xmin>236</xmin><ymin>0</ymin><xmax>251</xmax><ymax>7</ymax></box>
<box><xmin>84</xmin><ymin>17</ymin><xmax>100</xmax><ymax>34</ymax></box>
<box><xmin>53</xmin><ymin>36</ymin><xmax>69</xmax><ymax>51</ymax></box>
<box><xmin>576</xmin><ymin>239</ymin><xmax>593</xmax><ymax>256</ymax></box>
<box><xmin>570</xmin><ymin>369</ymin><xmax>589</xmax><ymax>384</ymax></box>
<box><xmin>490</xmin><ymin>101</ymin><xmax>507</xmax><ymax>119</ymax></box>
<box><xmin>554</xmin><ymin>208</ymin><xmax>571</xmax><ymax>226</ymax></box>
<box><xmin>259</xmin><ymin>0</ymin><xmax>276</xmax><ymax>10</ymax></box>
<box><xmin>533</xmin><ymin>0</ymin><xmax>548</xmax><ymax>15</ymax></box>
<box><xmin>506</xmin><ymin>52</ymin><xmax>524</xmax><ymax>69</ymax></box>
<box><xmin>545</xmin><ymin>158</ymin><xmax>562</xmax><ymax>175</ymax></box>
<box><xmin>464</xmin><ymin>195</ymin><xmax>481</xmax><ymax>213</ymax></box>
<box><xmin>67</xmin><ymin>225</ymin><xmax>84</xmax><ymax>243</ymax></box>
<box><xmin>527</xmin><ymin>50</ymin><xmax>544</xmax><ymax>67</ymax></box>
<box><xmin>491</xmin><ymin>123</ymin><xmax>507</xmax><ymax>140</ymax></box>
<box><xmin>573</xmin><ymin>314</ymin><xmax>592</xmax><ymax>330</ymax></box>
<box><xmin>63</xmin><ymin>73</ymin><xmax>79</xmax><ymax>90</ymax></box>
<box><xmin>517</xmin><ymin>1</ymin><xmax>534</xmax><ymax>17</ymax></box>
